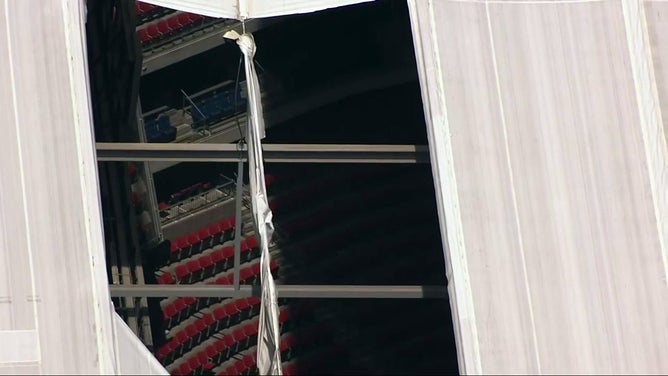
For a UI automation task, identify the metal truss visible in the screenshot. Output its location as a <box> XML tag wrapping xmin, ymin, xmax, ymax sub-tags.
<box><xmin>96</xmin><ymin>143</ymin><xmax>430</xmax><ymax>164</ymax></box>
<box><xmin>109</xmin><ymin>284</ymin><xmax>448</xmax><ymax>299</ymax></box>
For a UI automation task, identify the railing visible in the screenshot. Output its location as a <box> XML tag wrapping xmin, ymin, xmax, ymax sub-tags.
<box><xmin>159</xmin><ymin>175</ymin><xmax>236</xmax><ymax>225</ymax></box>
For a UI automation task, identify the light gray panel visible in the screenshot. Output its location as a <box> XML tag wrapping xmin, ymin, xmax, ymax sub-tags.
<box><xmin>410</xmin><ymin>0</ymin><xmax>668</xmax><ymax>374</ymax></box>
<box><xmin>429</xmin><ymin>2</ymin><xmax>538</xmax><ymax>373</ymax></box>
<box><xmin>645</xmin><ymin>1</ymin><xmax>668</xmax><ymax>144</ymax></box>
<box><xmin>0</xmin><ymin>0</ymin><xmax>39</xmax><ymax>336</ymax></box>
<box><xmin>490</xmin><ymin>2</ymin><xmax>667</xmax><ymax>373</ymax></box>
<box><xmin>111</xmin><ymin>313</ymin><xmax>168</xmax><ymax>375</ymax></box>
<box><xmin>0</xmin><ymin>0</ymin><xmax>117</xmax><ymax>373</ymax></box>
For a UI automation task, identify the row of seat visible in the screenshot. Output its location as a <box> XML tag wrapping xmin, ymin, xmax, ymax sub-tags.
<box><xmin>191</xmin><ymin>320</ymin><xmax>305</xmax><ymax>376</ymax></box>
<box><xmin>160</xmin><ymin>236</ymin><xmax>260</xmax><ymax>285</ymax></box>
<box><xmin>135</xmin><ymin>1</ymin><xmax>157</xmax><ymax>15</ymax></box>
<box><xmin>145</xmin><ymin>116</ymin><xmax>176</xmax><ymax>143</ymax></box>
<box><xmin>136</xmin><ymin>2</ymin><xmax>175</xmax><ymax>25</ymax></box>
<box><xmin>214</xmin><ymin>339</ymin><xmax>328</xmax><ymax>376</ymax></box>
<box><xmin>167</xmin><ymin>216</ymin><xmax>237</xmax><ymax>263</ymax></box>
<box><xmin>138</xmin><ymin>12</ymin><xmax>209</xmax><ymax>47</ymax></box>
<box><xmin>161</xmin><ymin>259</ymin><xmax>278</xmax><ymax>330</ymax></box>
<box><xmin>161</xmin><ymin>303</ymin><xmax>291</xmax><ymax>369</ymax></box>
<box><xmin>191</xmin><ymin>88</ymin><xmax>246</xmax><ymax>129</ymax></box>
<box><xmin>213</xmin><ymin>330</ymin><xmax>305</xmax><ymax>376</ymax></box>
<box><xmin>171</xmin><ymin>242</ymin><xmax>267</xmax><ymax>286</ymax></box>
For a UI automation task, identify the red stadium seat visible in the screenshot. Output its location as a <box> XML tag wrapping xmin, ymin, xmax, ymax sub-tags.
<box><xmin>188</xmin><ymin>13</ymin><xmax>205</xmax><ymax>23</ymax></box>
<box><xmin>163</xmin><ymin>303</ymin><xmax>177</xmax><ymax>321</ymax></box>
<box><xmin>185</xmin><ymin>323</ymin><xmax>199</xmax><ymax>348</ymax></box>
<box><xmin>203</xmin><ymin>313</ymin><xmax>216</xmax><ymax>337</ymax></box>
<box><xmin>214</xmin><ymin>338</ymin><xmax>230</xmax><ymax>361</ymax></box>
<box><xmin>183</xmin><ymin>296</ymin><xmax>197</xmax><ymax>308</ymax></box>
<box><xmin>251</xmin><ymin>263</ymin><xmax>260</xmax><ymax>276</ymax></box>
<box><xmin>206</xmin><ymin>344</ymin><xmax>220</xmax><ymax>365</ymax></box>
<box><xmin>240</xmin><ymin>241</ymin><xmax>251</xmax><ymax>262</ymax></box>
<box><xmin>224</xmin><ymin>364</ymin><xmax>238</xmax><ymax>376</ymax></box>
<box><xmin>213</xmin><ymin>307</ymin><xmax>229</xmax><ymax>331</ymax></box>
<box><xmin>279</xmin><ymin>309</ymin><xmax>291</xmax><ymax>324</ymax></box>
<box><xmin>176</xmin><ymin>237</ymin><xmax>191</xmax><ymax>260</ymax></box>
<box><xmin>188</xmin><ymin>356</ymin><xmax>201</xmax><ymax>373</ymax></box>
<box><xmin>187</xmin><ymin>259</ymin><xmax>203</xmax><ymax>283</ymax></box>
<box><xmin>167</xmin><ymin>14</ymin><xmax>182</xmax><ymax>31</ymax></box>
<box><xmin>247</xmin><ymin>297</ymin><xmax>261</xmax><ymax>316</ymax></box>
<box><xmin>170</xmin><ymin>241</ymin><xmax>180</xmax><ymax>263</ymax></box>
<box><xmin>222</xmin><ymin>246</ymin><xmax>235</xmax><ymax>270</ymax></box>
<box><xmin>146</xmin><ymin>24</ymin><xmax>160</xmax><ymax>40</ymax></box>
<box><xmin>197</xmin><ymin>350</ymin><xmax>214</xmax><ymax>371</ymax></box>
<box><xmin>234</xmin><ymin>359</ymin><xmax>248</xmax><ymax>375</ymax></box>
<box><xmin>178</xmin><ymin>13</ymin><xmax>193</xmax><ymax>28</ymax></box>
<box><xmin>164</xmin><ymin>341</ymin><xmax>178</xmax><ymax>365</ymax></box>
<box><xmin>194</xmin><ymin>319</ymin><xmax>207</xmax><ymax>341</ymax></box>
<box><xmin>240</xmin><ymin>266</ymin><xmax>254</xmax><ymax>284</ymax></box>
<box><xmin>157</xmin><ymin>20</ymin><xmax>170</xmax><ymax>35</ymax></box>
<box><xmin>200</xmin><ymin>254</ymin><xmax>215</xmax><ymax>279</ymax></box>
<box><xmin>173</xmin><ymin>298</ymin><xmax>187</xmax><ymax>312</ymax></box>
<box><xmin>137</xmin><ymin>2</ymin><xmax>154</xmax><ymax>14</ymax></box>
<box><xmin>175</xmin><ymin>330</ymin><xmax>189</xmax><ymax>354</ymax></box>
<box><xmin>175</xmin><ymin>264</ymin><xmax>190</xmax><ymax>283</ymax></box>
<box><xmin>243</xmin><ymin>354</ymin><xmax>255</xmax><ymax>372</ymax></box>
<box><xmin>209</xmin><ymin>223</ymin><xmax>223</xmax><ymax>245</ymax></box>
<box><xmin>157</xmin><ymin>272</ymin><xmax>174</xmax><ymax>285</ymax></box>
<box><xmin>220</xmin><ymin>218</ymin><xmax>233</xmax><ymax>241</ymax></box>
<box><xmin>187</xmin><ymin>232</ymin><xmax>201</xmax><ymax>255</ymax></box>
<box><xmin>245</xmin><ymin>236</ymin><xmax>258</xmax><ymax>250</ymax></box>
<box><xmin>178</xmin><ymin>363</ymin><xmax>192</xmax><ymax>376</ymax></box>
<box><xmin>235</xmin><ymin>298</ymin><xmax>250</xmax><ymax>321</ymax></box>
<box><xmin>232</xmin><ymin>327</ymin><xmax>247</xmax><ymax>352</ymax></box>
<box><xmin>223</xmin><ymin>334</ymin><xmax>235</xmax><ymax>356</ymax></box>
<box><xmin>199</xmin><ymin>227</ymin><xmax>211</xmax><ymax>248</ymax></box>
<box><xmin>224</xmin><ymin>303</ymin><xmax>240</xmax><ymax>326</ymax></box>
<box><xmin>211</xmin><ymin>249</ymin><xmax>226</xmax><ymax>274</ymax></box>
<box><xmin>138</xmin><ymin>28</ymin><xmax>151</xmax><ymax>45</ymax></box>
<box><xmin>156</xmin><ymin>343</ymin><xmax>170</xmax><ymax>362</ymax></box>
<box><xmin>243</xmin><ymin>323</ymin><xmax>259</xmax><ymax>349</ymax></box>
<box><xmin>214</xmin><ymin>275</ymin><xmax>231</xmax><ymax>285</ymax></box>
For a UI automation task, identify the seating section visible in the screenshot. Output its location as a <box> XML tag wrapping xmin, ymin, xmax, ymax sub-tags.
<box><xmin>146</xmin><ymin>161</ymin><xmax>448</xmax><ymax>374</ymax></box>
<box><xmin>142</xmin><ymin>84</ymin><xmax>246</xmax><ymax>143</ymax></box>
<box><xmin>157</xmin><ymin>174</ymin><xmax>274</xmax><ymax>223</ymax></box>
<box><xmin>135</xmin><ymin>1</ymin><xmax>173</xmax><ymax>24</ymax></box>
<box><xmin>151</xmin><ymin>178</ymin><xmax>294</xmax><ymax>375</ymax></box>
<box><xmin>159</xmin><ymin>302</ymin><xmax>295</xmax><ymax>373</ymax></box>
<box><xmin>137</xmin><ymin>10</ymin><xmax>211</xmax><ymax>48</ymax></box>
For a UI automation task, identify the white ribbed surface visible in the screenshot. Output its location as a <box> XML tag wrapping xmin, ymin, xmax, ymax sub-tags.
<box><xmin>0</xmin><ymin>0</ymin><xmax>165</xmax><ymax>373</ymax></box>
<box><xmin>409</xmin><ymin>0</ymin><xmax>668</xmax><ymax>374</ymax></box>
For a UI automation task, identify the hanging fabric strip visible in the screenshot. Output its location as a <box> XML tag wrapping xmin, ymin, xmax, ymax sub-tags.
<box><xmin>237</xmin><ymin>33</ymin><xmax>282</xmax><ymax>375</ymax></box>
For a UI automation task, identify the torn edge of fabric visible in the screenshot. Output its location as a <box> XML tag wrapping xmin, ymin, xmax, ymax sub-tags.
<box><xmin>237</xmin><ymin>33</ymin><xmax>283</xmax><ymax>375</ymax></box>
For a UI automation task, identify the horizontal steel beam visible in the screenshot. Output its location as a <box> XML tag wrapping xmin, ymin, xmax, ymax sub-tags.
<box><xmin>96</xmin><ymin>143</ymin><xmax>430</xmax><ymax>164</ymax></box>
<box><xmin>109</xmin><ymin>284</ymin><xmax>448</xmax><ymax>299</ymax></box>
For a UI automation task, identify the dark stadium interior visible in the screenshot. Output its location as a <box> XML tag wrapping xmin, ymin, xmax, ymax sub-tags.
<box><xmin>88</xmin><ymin>0</ymin><xmax>459</xmax><ymax>374</ymax></box>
